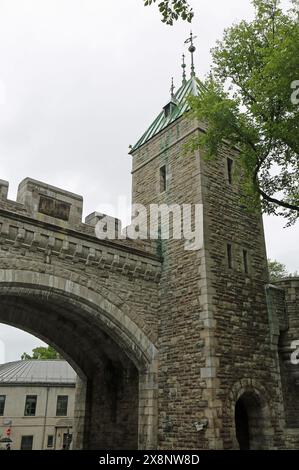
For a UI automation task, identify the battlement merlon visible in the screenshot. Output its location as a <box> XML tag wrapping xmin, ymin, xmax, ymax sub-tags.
<box><xmin>17</xmin><ymin>177</ymin><xmax>84</xmax><ymax>226</ymax></box>
<box><xmin>1</xmin><ymin>177</ymin><xmax>111</xmax><ymax>228</ymax></box>
<box><xmin>1</xmin><ymin>178</ymin><xmax>127</xmax><ymax>235</ymax></box>
<box><xmin>0</xmin><ymin>180</ymin><xmax>9</xmax><ymax>200</ymax></box>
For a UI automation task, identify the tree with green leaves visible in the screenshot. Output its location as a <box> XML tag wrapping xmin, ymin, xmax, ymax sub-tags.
<box><xmin>21</xmin><ymin>346</ymin><xmax>61</xmax><ymax>360</ymax></box>
<box><xmin>144</xmin><ymin>0</ymin><xmax>193</xmax><ymax>25</ymax></box>
<box><xmin>268</xmin><ymin>258</ymin><xmax>298</xmax><ymax>281</ymax></box>
<box><xmin>268</xmin><ymin>259</ymin><xmax>289</xmax><ymax>281</ymax></box>
<box><xmin>188</xmin><ymin>0</ymin><xmax>299</xmax><ymax>225</ymax></box>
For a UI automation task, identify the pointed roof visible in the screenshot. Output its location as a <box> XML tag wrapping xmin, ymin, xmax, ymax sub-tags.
<box><xmin>130</xmin><ymin>76</ymin><xmax>205</xmax><ymax>153</ymax></box>
<box><xmin>0</xmin><ymin>360</ymin><xmax>76</xmax><ymax>386</ymax></box>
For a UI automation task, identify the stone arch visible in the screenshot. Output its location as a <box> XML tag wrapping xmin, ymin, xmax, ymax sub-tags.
<box><xmin>0</xmin><ymin>269</ymin><xmax>158</xmax><ymax>450</ymax></box>
<box><xmin>228</xmin><ymin>380</ymin><xmax>274</xmax><ymax>450</ymax></box>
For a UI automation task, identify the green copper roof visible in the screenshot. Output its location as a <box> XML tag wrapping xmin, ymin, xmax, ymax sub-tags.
<box><xmin>131</xmin><ymin>76</ymin><xmax>205</xmax><ymax>153</ymax></box>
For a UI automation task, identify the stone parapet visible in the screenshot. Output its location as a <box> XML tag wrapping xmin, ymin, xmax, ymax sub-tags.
<box><xmin>0</xmin><ymin>177</ymin><xmax>161</xmax><ymax>278</ymax></box>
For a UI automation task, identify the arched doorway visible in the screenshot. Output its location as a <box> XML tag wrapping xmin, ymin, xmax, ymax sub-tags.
<box><xmin>235</xmin><ymin>397</ymin><xmax>250</xmax><ymax>450</ymax></box>
<box><xmin>0</xmin><ymin>270</ymin><xmax>158</xmax><ymax>450</ymax></box>
<box><xmin>235</xmin><ymin>391</ymin><xmax>270</xmax><ymax>450</ymax></box>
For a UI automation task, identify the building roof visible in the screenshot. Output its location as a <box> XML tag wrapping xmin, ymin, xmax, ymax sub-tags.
<box><xmin>130</xmin><ymin>76</ymin><xmax>205</xmax><ymax>153</ymax></box>
<box><xmin>0</xmin><ymin>360</ymin><xmax>76</xmax><ymax>386</ymax></box>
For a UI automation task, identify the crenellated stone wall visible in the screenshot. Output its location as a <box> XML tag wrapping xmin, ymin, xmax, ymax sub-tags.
<box><xmin>0</xmin><ymin>177</ymin><xmax>161</xmax><ymax>449</ymax></box>
<box><xmin>276</xmin><ymin>279</ymin><xmax>299</xmax><ymax>446</ymax></box>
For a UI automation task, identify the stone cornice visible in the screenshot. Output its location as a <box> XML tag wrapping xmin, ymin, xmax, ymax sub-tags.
<box><xmin>0</xmin><ymin>209</ymin><xmax>162</xmax><ymax>281</ymax></box>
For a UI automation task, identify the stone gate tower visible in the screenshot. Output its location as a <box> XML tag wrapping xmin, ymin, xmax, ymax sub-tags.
<box><xmin>129</xmin><ymin>58</ymin><xmax>298</xmax><ymax>449</ymax></box>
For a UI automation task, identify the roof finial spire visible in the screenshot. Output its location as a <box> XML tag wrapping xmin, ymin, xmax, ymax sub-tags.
<box><xmin>170</xmin><ymin>77</ymin><xmax>175</xmax><ymax>100</ymax></box>
<box><xmin>181</xmin><ymin>53</ymin><xmax>187</xmax><ymax>84</ymax></box>
<box><xmin>184</xmin><ymin>31</ymin><xmax>197</xmax><ymax>77</ymax></box>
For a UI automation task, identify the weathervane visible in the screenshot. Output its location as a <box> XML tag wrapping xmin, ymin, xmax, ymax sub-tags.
<box><xmin>181</xmin><ymin>54</ymin><xmax>187</xmax><ymax>84</ymax></box>
<box><xmin>184</xmin><ymin>31</ymin><xmax>197</xmax><ymax>77</ymax></box>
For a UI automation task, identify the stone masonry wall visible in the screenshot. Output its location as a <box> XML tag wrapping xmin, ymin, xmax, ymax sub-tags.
<box><xmin>201</xmin><ymin>143</ymin><xmax>286</xmax><ymax>449</ymax></box>
<box><xmin>276</xmin><ymin>279</ymin><xmax>299</xmax><ymax>446</ymax></box>
<box><xmin>86</xmin><ymin>361</ymin><xmax>139</xmax><ymax>449</ymax></box>
<box><xmin>131</xmin><ymin>113</ymin><xmax>288</xmax><ymax>449</ymax></box>
<box><xmin>0</xmin><ymin>178</ymin><xmax>161</xmax><ymax>449</ymax></box>
<box><xmin>132</xmin><ymin>117</ymin><xmax>210</xmax><ymax>449</ymax></box>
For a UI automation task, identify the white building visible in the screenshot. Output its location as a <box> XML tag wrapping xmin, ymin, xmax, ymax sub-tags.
<box><xmin>0</xmin><ymin>360</ymin><xmax>76</xmax><ymax>450</ymax></box>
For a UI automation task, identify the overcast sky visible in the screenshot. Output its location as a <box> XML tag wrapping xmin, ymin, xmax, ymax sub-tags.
<box><xmin>0</xmin><ymin>0</ymin><xmax>297</xmax><ymax>363</ymax></box>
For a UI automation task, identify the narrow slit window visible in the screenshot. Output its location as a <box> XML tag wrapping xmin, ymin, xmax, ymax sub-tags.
<box><xmin>243</xmin><ymin>249</ymin><xmax>248</xmax><ymax>274</ymax></box>
<box><xmin>227</xmin><ymin>243</ymin><xmax>233</xmax><ymax>269</ymax></box>
<box><xmin>227</xmin><ymin>158</ymin><xmax>233</xmax><ymax>185</ymax></box>
<box><xmin>160</xmin><ymin>165</ymin><xmax>167</xmax><ymax>192</ymax></box>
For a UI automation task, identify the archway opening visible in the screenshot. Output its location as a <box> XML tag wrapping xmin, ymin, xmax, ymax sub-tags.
<box><xmin>0</xmin><ymin>291</ymin><xmax>141</xmax><ymax>450</ymax></box>
<box><xmin>235</xmin><ymin>391</ymin><xmax>269</xmax><ymax>450</ymax></box>
<box><xmin>235</xmin><ymin>398</ymin><xmax>250</xmax><ymax>450</ymax></box>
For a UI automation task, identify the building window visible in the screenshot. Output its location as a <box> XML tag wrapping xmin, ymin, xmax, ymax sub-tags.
<box><xmin>20</xmin><ymin>435</ymin><xmax>33</xmax><ymax>450</ymax></box>
<box><xmin>227</xmin><ymin>158</ymin><xmax>233</xmax><ymax>185</ymax></box>
<box><xmin>56</xmin><ymin>395</ymin><xmax>68</xmax><ymax>416</ymax></box>
<box><xmin>0</xmin><ymin>395</ymin><xmax>6</xmax><ymax>416</ymax></box>
<box><xmin>227</xmin><ymin>243</ymin><xmax>233</xmax><ymax>269</ymax></box>
<box><xmin>243</xmin><ymin>249</ymin><xmax>249</xmax><ymax>274</ymax></box>
<box><xmin>47</xmin><ymin>435</ymin><xmax>54</xmax><ymax>448</ymax></box>
<box><xmin>24</xmin><ymin>395</ymin><xmax>37</xmax><ymax>416</ymax></box>
<box><xmin>160</xmin><ymin>165</ymin><xmax>167</xmax><ymax>192</ymax></box>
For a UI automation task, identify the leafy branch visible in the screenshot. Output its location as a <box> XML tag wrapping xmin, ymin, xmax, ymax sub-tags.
<box><xmin>143</xmin><ymin>0</ymin><xmax>193</xmax><ymax>25</ymax></box>
<box><xmin>188</xmin><ymin>0</ymin><xmax>299</xmax><ymax>224</ymax></box>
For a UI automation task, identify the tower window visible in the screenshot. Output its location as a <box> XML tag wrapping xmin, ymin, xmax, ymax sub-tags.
<box><xmin>243</xmin><ymin>249</ymin><xmax>249</xmax><ymax>274</ymax></box>
<box><xmin>160</xmin><ymin>165</ymin><xmax>167</xmax><ymax>192</ymax></box>
<box><xmin>227</xmin><ymin>158</ymin><xmax>233</xmax><ymax>185</ymax></box>
<box><xmin>227</xmin><ymin>243</ymin><xmax>233</xmax><ymax>269</ymax></box>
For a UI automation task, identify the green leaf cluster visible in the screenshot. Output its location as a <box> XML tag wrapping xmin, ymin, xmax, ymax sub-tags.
<box><xmin>189</xmin><ymin>0</ymin><xmax>299</xmax><ymax>224</ymax></box>
<box><xmin>144</xmin><ymin>0</ymin><xmax>193</xmax><ymax>25</ymax></box>
<box><xmin>21</xmin><ymin>346</ymin><xmax>62</xmax><ymax>360</ymax></box>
